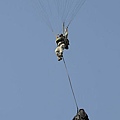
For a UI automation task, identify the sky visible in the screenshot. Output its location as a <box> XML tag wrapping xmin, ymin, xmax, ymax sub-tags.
<box><xmin>0</xmin><ymin>0</ymin><xmax>120</xmax><ymax>120</ymax></box>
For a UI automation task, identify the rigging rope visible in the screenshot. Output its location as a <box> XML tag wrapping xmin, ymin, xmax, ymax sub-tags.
<box><xmin>37</xmin><ymin>0</ymin><xmax>54</xmax><ymax>33</ymax></box>
<box><xmin>63</xmin><ymin>57</ymin><xmax>79</xmax><ymax>113</ymax></box>
<box><xmin>67</xmin><ymin>0</ymin><xmax>86</xmax><ymax>28</ymax></box>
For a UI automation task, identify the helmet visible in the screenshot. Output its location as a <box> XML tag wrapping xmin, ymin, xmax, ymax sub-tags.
<box><xmin>59</xmin><ymin>34</ymin><xmax>63</xmax><ymax>37</ymax></box>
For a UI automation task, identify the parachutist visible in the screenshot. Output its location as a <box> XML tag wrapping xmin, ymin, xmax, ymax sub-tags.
<box><xmin>55</xmin><ymin>34</ymin><xmax>65</xmax><ymax>61</ymax></box>
<box><xmin>55</xmin><ymin>29</ymin><xmax>69</xmax><ymax>61</ymax></box>
<box><xmin>73</xmin><ymin>109</ymin><xmax>89</xmax><ymax>120</ymax></box>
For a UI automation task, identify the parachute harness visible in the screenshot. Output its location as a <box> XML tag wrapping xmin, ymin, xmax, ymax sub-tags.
<box><xmin>63</xmin><ymin>57</ymin><xmax>79</xmax><ymax>113</ymax></box>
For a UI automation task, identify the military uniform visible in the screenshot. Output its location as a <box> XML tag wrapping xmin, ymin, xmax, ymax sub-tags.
<box><xmin>55</xmin><ymin>35</ymin><xmax>65</xmax><ymax>61</ymax></box>
<box><xmin>55</xmin><ymin>30</ymin><xmax>69</xmax><ymax>61</ymax></box>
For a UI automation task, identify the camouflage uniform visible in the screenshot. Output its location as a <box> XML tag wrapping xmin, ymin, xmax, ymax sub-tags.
<box><xmin>55</xmin><ymin>35</ymin><xmax>65</xmax><ymax>61</ymax></box>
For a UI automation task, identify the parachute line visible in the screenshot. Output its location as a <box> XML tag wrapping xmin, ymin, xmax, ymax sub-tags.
<box><xmin>36</xmin><ymin>0</ymin><xmax>86</xmax><ymax>33</ymax></box>
<box><xmin>37</xmin><ymin>0</ymin><xmax>54</xmax><ymax>32</ymax></box>
<box><xmin>67</xmin><ymin>0</ymin><xmax>86</xmax><ymax>27</ymax></box>
<box><xmin>62</xmin><ymin>0</ymin><xmax>76</xmax><ymax>23</ymax></box>
<box><xmin>63</xmin><ymin>57</ymin><xmax>79</xmax><ymax>112</ymax></box>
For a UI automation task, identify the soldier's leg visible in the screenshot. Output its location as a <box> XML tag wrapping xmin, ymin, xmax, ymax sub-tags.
<box><xmin>55</xmin><ymin>46</ymin><xmax>62</xmax><ymax>61</ymax></box>
<box><xmin>59</xmin><ymin>44</ymin><xmax>65</xmax><ymax>56</ymax></box>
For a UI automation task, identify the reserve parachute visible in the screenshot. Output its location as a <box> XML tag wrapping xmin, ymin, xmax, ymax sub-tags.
<box><xmin>36</xmin><ymin>0</ymin><xmax>86</xmax><ymax>33</ymax></box>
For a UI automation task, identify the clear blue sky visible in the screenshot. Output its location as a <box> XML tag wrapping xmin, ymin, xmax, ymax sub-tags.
<box><xmin>0</xmin><ymin>0</ymin><xmax>120</xmax><ymax>120</ymax></box>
